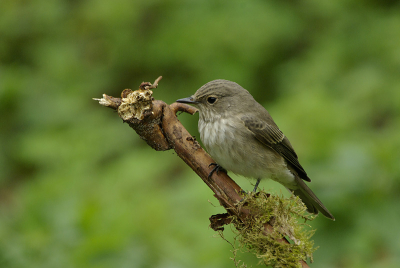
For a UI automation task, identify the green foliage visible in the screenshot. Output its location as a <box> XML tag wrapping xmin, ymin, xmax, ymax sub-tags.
<box><xmin>1</xmin><ymin>0</ymin><xmax>400</xmax><ymax>267</ymax></box>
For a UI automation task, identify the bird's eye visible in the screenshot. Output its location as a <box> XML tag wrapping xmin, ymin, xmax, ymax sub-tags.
<box><xmin>207</xmin><ymin>97</ymin><xmax>217</xmax><ymax>104</ymax></box>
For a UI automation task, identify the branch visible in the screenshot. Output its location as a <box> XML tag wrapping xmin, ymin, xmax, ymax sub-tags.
<box><xmin>93</xmin><ymin>77</ymin><xmax>311</xmax><ymax>268</ymax></box>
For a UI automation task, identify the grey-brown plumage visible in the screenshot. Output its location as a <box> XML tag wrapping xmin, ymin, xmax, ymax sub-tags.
<box><xmin>176</xmin><ymin>79</ymin><xmax>335</xmax><ymax>220</ymax></box>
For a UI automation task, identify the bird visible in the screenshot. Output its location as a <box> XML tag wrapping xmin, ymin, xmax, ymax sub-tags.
<box><xmin>176</xmin><ymin>79</ymin><xmax>335</xmax><ymax>220</ymax></box>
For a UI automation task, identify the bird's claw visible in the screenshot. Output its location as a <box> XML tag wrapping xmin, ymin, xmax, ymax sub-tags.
<box><xmin>208</xmin><ymin>163</ymin><xmax>227</xmax><ymax>179</ymax></box>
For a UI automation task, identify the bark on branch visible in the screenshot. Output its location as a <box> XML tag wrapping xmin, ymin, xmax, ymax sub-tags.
<box><xmin>93</xmin><ymin>76</ymin><xmax>310</xmax><ymax>268</ymax></box>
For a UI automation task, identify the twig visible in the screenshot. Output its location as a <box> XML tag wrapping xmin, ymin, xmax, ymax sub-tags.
<box><xmin>139</xmin><ymin>76</ymin><xmax>163</xmax><ymax>90</ymax></box>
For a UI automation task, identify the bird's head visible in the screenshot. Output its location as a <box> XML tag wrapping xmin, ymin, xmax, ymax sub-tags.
<box><xmin>176</xmin><ymin>79</ymin><xmax>254</xmax><ymax>120</ymax></box>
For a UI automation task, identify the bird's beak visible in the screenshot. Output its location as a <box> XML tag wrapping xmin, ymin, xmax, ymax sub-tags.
<box><xmin>176</xmin><ymin>96</ymin><xmax>199</xmax><ymax>104</ymax></box>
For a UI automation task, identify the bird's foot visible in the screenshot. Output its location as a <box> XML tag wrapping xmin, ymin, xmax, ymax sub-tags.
<box><xmin>237</xmin><ymin>179</ymin><xmax>262</xmax><ymax>202</ymax></box>
<box><xmin>237</xmin><ymin>189</ymin><xmax>263</xmax><ymax>206</ymax></box>
<box><xmin>208</xmin><ymin>163</ymin><xmax>227</xmax><ymax>179</ymax></box>
<box><xmin>239</xmin><ymin>189</ymin><xmax>247</xmax><ymax>196</ymax></box>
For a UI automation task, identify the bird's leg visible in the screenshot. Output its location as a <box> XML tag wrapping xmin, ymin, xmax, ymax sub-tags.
<box><xmin>208</xmin><ymin>163</ymin><xmax>227</xmax><ymax>179</ymax></box>
<box><xmin>237</xmin><ymin>179</ymin><xmax>261</xmax><ymax>203</ymax></box>
<box><xmin>253</xmin><ymin>178</ymin><xmax>261</xmax><ymax>192</ymax></box>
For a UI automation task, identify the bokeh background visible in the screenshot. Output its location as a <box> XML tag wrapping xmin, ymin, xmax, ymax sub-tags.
<box><xmin>1</xmin><ymin>0</ymin><xmax>400</xmax><ymax>267</ymax></box>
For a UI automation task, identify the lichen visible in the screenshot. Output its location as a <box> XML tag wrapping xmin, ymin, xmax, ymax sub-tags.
<box><xmin>228</xmin><ymin>191</ymin><xmax>317</xmax><ymax>268</ymax></box>
<box><xmin>118</xmin><ymin>89</ymin><xmax>154</xmax><ymax>120</ymax></box>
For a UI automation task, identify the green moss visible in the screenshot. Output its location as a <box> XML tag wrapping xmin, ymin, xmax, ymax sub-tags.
<box><xmin>228</xmin><ymin>191</ymin><xmax>317</xmax><ymax>267</ymax></box>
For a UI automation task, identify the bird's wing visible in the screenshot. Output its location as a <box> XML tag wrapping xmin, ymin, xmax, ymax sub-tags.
<box><xmin>242</xmin><ymin>117</ymin><xmax>311</xmax><ymax>182</ymax></box>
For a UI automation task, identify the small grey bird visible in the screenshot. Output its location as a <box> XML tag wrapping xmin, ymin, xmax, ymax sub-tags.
<box><xmin>176</xmin><ymin>79</ymin><xmax>334</xmax><ymax>220</ymax></box>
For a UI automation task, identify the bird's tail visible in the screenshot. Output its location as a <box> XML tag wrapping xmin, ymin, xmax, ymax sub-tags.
<box><xmin>291</xmin><ymin>177</ymin><xmax>335</xmax><ymax>220</ymax></box>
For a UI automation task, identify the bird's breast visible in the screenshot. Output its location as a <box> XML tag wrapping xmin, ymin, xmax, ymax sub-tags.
<box><xmin>198</xmin><ymin>117</ymin><xmax>295</xmax><ymax>187</ymax></box>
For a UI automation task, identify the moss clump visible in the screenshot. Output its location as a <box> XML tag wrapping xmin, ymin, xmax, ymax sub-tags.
<box><xmin>229</xmin><ymin>191</ymin><xmax>317</xmax><ymax>268</ymax></box>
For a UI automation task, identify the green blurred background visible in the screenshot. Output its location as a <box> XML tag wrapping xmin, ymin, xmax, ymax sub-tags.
<box><xmin>1</xmin><ymin>0</ymin><xmax>400</xmax><ymax>267</ymax></box>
